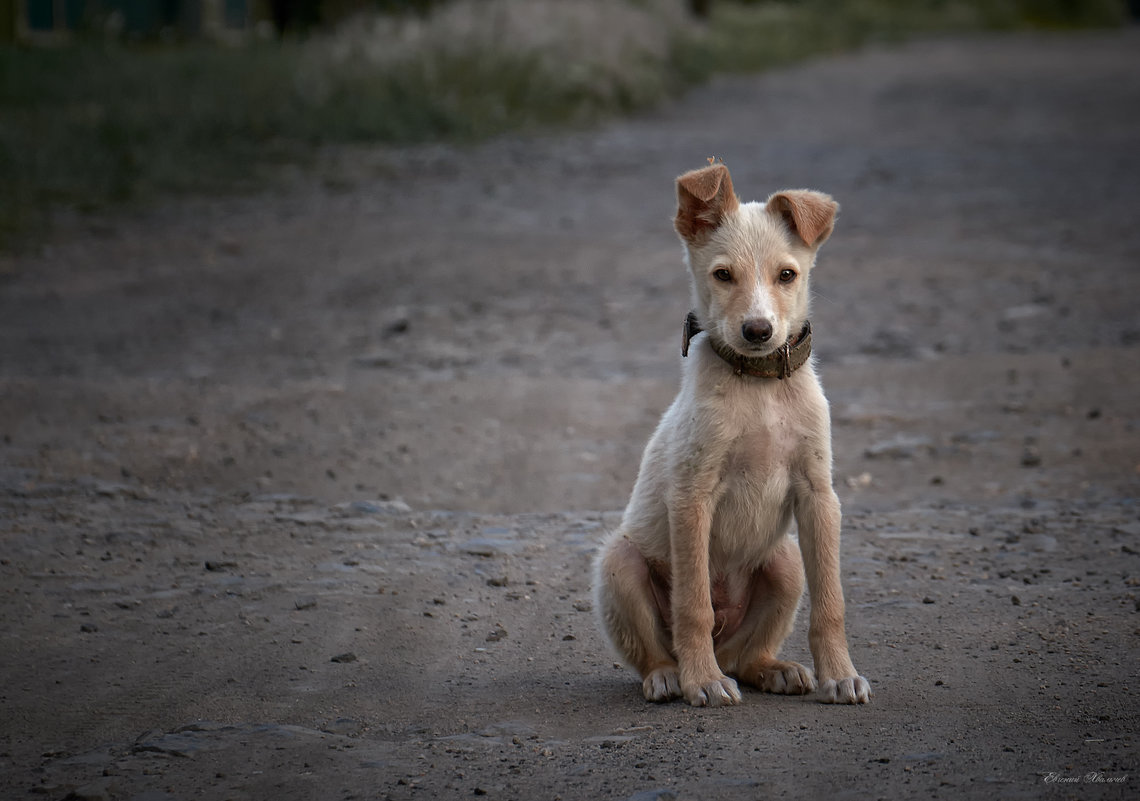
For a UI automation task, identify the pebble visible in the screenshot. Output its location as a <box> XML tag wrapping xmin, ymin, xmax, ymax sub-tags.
<box><xmin>1027</xmin><ymin>534</ymin><xmax>1057</xmax><ymax>553</ymax></box>
<box><xmin>330</xmin><ymin>652</ymin><xmax>357</xmax><ymax>663</ymax></box>
<box><xmin>294</xmin><ymin>597</ymin><xmax>318</xmax><ymax>610</ymax></box>
<box><xmin>66</xmin><ymin>777</ymin><xmax>117</xmax><ymax>801</ymax></box>
<box><xmin>864</xmin><ymin>435</ymin><xmax>933</xmax><ymax>460</ymax></box>
<box><xmin>341</xmin><ymin>499</ymin><xmax>411</xmax><ymax>516</ymax></box>
<box><xmin>463</xmin><ymin>537</ymin><xmax>522</xmax><ymax>557</ymax></box>
<box><xmin>322</xmin><ymin>718</ymin><xmax>364</xmax><ymax>736</ymax></box>
<box><xmin>625</xmin><ymin>789</ymin><xmax>678</xmax><ymax>801</ymax></box>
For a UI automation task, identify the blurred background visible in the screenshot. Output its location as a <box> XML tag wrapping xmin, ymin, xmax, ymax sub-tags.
<box><xmin>0</xmin><ymin>0</ymin><xmax>1132</xmax><ymax>250</ymax></box>
<box><xmin>0</xmin><ymin>0</ymin><xmax>1136</xmax><ymax>515</ymax></box>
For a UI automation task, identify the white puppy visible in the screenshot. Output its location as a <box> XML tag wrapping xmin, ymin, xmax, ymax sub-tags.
<box><xmin>595</xmin><ymin>163</ymin><xmax>871</xmax><ymax>707</ymax></box>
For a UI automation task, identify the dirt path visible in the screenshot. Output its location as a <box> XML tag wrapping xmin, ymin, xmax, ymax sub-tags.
<box><xmin>2</xmin><ymin>30</ymin><xmax>1138</xmax><ymax>801</ymax></box>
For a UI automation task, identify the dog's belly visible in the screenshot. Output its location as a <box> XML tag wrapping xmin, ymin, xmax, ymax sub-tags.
<box><xmin>647</xmin><ymin>560</ymin><xmax>763</xmax><ymax>646</ymax></box>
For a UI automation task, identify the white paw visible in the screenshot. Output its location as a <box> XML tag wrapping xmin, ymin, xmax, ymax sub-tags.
<box><xmin>816</xmin><ymin>675</ymin><xmax>872</xmax><ymax>704</ymax></box>
<box><xmin>684</xmin><ymin>674</ymin><xmax>741</xmax><ymax>708</ymax></box>
<box><xmin>760</xmin><ymin>661</ymin><xmax>816</xmax><ymax>695</ymax></box>
<box><xmin>642</xmin><ymin>666</ymin><xmax>681</xmax><ymax>702</ymax></box>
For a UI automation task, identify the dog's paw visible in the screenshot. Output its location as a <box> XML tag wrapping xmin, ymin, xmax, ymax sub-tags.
<box><xmin>757</xmin><ymin>660</ymin><xmax>816</xmax><ymax>695</ymax></box>
<box><xmin>683</xmin><ymin>674</ymin><xmax>741</xmax><ymax>708</ymax></box>
<box><xmin>816</xmin><ymin>675</ymin><xmax>872</xmax><ymax>704</ymax></box>
<box><xmin>642</xmin><ymin>666</ymin><xmax>682</xmax><ymax>702</ymax></box>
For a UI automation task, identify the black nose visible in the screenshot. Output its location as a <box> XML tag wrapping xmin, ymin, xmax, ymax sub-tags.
<box><xmin>742</xmin><ymin>319</ymin><xmax>773</xmax><ymax>343</ymax></box>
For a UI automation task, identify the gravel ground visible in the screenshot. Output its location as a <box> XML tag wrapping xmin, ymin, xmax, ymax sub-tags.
<box><xmin>1</xmin><ymin>29</ymin><xmax>1138</xmax><ymax>801</ymax></box>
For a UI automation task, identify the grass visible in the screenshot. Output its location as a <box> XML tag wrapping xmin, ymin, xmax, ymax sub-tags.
<box><xmin>0</xmin><ymin>0</ymin><xmax>1128</xmax><ymax>250</ymax></box>
<box><xmin>686</xmin><ymin>0</ymin><xmax>1129</xmax><ymax>74</ymax></box>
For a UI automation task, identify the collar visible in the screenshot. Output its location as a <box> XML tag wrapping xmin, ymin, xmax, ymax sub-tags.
<box><xmin>682</xmin><ymin>312</ymin><xmax>812</xmax><ymax>379</ymax></box>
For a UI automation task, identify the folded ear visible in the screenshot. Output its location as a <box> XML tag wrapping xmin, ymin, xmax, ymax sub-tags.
<box><xmin>674</xmin><ymin>164</ymin><xmax>740</xmax><ymax>244</ymax></box>
<box><xmin>766</xmin><ymin>190</ymin><xmax>838</xmax><ymax>248</ymax></box>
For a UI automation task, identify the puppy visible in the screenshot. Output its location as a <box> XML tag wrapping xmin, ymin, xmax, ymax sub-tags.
<box><xmin>594</xmin><ymin>163</ymin><xmax>871</xmax><ymax>706</ymax></box>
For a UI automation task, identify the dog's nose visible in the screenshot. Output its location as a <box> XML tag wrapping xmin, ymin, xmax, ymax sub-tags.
<box><xmin>742</xmin><ymin>319</ymin><xmax>773</xmax><ymax>343</ymax></box>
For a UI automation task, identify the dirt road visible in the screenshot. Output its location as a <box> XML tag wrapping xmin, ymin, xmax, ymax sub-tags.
<box><xmin>2</xmin><ymin>29</ymin><xmax>1138</xmax><ymax>801</ymax></box>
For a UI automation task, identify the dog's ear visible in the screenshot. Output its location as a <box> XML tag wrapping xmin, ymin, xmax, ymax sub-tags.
<box><xmin>675</xmin><ymin>164</ymin><xmax>740</xmax><ymax>244</ymax></box>
<box><xmin>766</xmin><ymin>190</ymin><xmax>838</xmax><ymax>248</ymax></box>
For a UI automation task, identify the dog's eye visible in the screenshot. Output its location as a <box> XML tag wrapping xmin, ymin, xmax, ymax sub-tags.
<box><xmin>778</xmin><ymin>268</ymin><xmax>797</xmax><ymax>283</ymax></box>
<box><xmin>713</xmin><ymin>268</ymin><xmax>732</xmax><ymax>282</ymax></box>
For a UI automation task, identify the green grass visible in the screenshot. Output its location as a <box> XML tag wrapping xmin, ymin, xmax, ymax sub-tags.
<box><xmin>683</xmin><ymin>0</ymin><xmax>1129</xmax><ymax>75</ymax></box>
<box><xmin>0</xmin><ymin>0</ymin><xmax>1128</xmax><ymax>250</ymax></box>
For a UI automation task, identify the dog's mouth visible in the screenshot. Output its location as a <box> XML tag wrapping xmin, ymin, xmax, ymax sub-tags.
<box><xmin>733</xmin><ymin>334</ymin><xmax>786</xmax><ymax>358</ymax></box>
<box><xmin>740</xmin><ymin>340</ymin><xmax>781</xmax><ymax>356</ymax></box>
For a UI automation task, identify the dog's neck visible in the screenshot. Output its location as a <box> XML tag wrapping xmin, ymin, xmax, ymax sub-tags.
<box><xmin>682</xmin><ymin>312</ymin><xmax>812</xmax><ymax>379</ymax></box>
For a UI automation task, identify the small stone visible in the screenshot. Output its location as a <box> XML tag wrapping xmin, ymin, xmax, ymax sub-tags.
<box><xmin>330</xmin><ymin>652</ymin><xmax>357</xmax><ymax>663</ymax></box>
<box><xmin>486</xmin><ymin>627</ymin><xmax>508</xmax><ymax>642</ymax></box>
<box><xmin>385</xmin><ymin>319</ymin><xmax>410</xmax><ymax>336</ymax></box>
<box><xmin>80</xmin><ymin>623</ymin><xmax>98</xmax><ymax>633</ymax></box>
<box><xmin>204</xmin><ymin>560</ymin><xmax>238</xmax><ymax>572</ymax></box>
<box><xmin>67</xmin><ymin>777</ymin><xmax>117</xmax><ymax>801</ymax></box>
<box><xmin>486</xmin><ymin>576</ymin><xmax>508</xmax><ymax>587</ymax></box>
<box><xmin>1020</xmin><ymin>447</ymin><xmax>1042</xmax><ymax>468</ymax></box>
<box><xmin>323</xmin><ymin>717</ymin><xmax>364</xmax><ymax>736</ymax></box>
<box><xmin>864</xmin><ymin>435</ymin><xmax>933</xmax><ymax>460</ymax></box>
<box><xmin>625</xmin><ymin>789</ymin><xmax>678</xmax><ymax>801</ymax></box>
<box><xmin>1113</xmin><ymin>522</ymin><xmax>1140</xmax><ymax>538</ymax></box>
<box><xmin>1028</xmin><ymin>535</ymin><xmax>1057</xmax><ymax>553</ymax></box>
<box><xmin>922</xmin><ymin>596</ymin><xmax>935</xmax><ymax>605</ymax></box>
<box><xmin>294</xmin><ymin>597</ymin><xmax>318</xmax><ymax>611</ymax></box>
<box><xmin>1011</xmin><ymin>595</ymin><xmax>1022</xmax><ymax>606</ymax></box>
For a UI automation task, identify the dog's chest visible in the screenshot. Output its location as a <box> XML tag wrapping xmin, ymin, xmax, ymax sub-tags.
<box><xmin>706</xmin><ymin>384</ymin><xmax>803</xmax><ymax>486</ymax></box>
<box><xmin>705</xmin><ymin>393</ymin><xmax>803</xmax><ymax>560</ymax></box>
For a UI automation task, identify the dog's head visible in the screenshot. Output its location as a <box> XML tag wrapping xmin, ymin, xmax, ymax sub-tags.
<box><xmin>674</xmin><ymin>163</ymin><xmax>837</xmax><ymax>357</ymax></box>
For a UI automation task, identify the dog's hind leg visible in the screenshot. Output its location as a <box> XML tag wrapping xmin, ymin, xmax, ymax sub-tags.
<box><xmin>594</xmin><ymin>534</ymin><xmax>681</xmax><ymax>701</ymax></box>
<box><xmin>716</xmin><ymin>536</ymin><xmax>816</xmax><ymax>695</ymax></box>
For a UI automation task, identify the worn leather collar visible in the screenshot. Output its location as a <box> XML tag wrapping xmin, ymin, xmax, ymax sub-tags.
<box><xmin>682</xmin><ymin>312</ymin><xmax>812</xmax><ymax>379</ymax></box>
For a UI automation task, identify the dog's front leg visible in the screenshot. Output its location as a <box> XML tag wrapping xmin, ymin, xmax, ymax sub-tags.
<box><xmin>796</xmin><ymin>486</ymin><xmax>872</xmax><ymax>704</ymax></box>
<box><xmin>668</xmin><ymin>495</ymin><xmax>742</xmax><ymax>707</ymax></box>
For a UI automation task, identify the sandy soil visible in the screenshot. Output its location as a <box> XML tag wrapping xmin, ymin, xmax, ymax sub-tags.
<box><xmin>1</xmin><ymin>29</ymin><xmax>1139</xmax><ymax>801</ymax></box>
